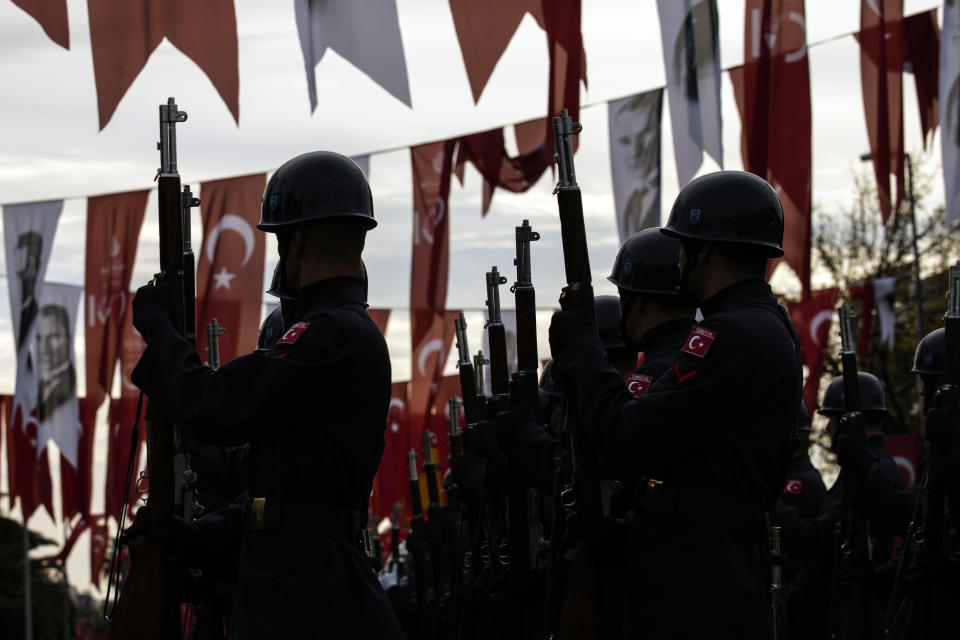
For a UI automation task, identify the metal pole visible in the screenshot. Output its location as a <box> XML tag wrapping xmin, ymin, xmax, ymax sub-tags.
<box><xmin>906</xmin><ymin>154</ymin><xmax>925</xmax><ymax>341</ymax></box>
<box><xmin>23</xmin><ymin>521</ymin><xmax>33</xmax><ymax>640</ymax></box>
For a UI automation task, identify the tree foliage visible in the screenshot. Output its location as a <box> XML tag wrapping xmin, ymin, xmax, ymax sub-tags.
<box><xmin>810</xmin><ymin>155</ymin><xmax>960</xmax><ymax>434</ymax></box>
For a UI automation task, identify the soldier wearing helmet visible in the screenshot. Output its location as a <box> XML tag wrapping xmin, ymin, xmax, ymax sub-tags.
<box><xmin>548</xmin><ymin>171</ymin><xmax>802</xmax><ymax>637</ymax></box>
<box><xmin>130</xmin><ymin>151</ymin><xmax>403</xmax><ymax>639</ymax></box>
<box><xmin>774</xmin><ymin>371</ymin><xmax>904</xmax><ymax>640</ymax></box>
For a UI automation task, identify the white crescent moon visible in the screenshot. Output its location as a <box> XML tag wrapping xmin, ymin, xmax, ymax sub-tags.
<box><xmin>205</xmin><ymin>214</ymin><xmax>255</xmax><ymax>266</ymax></box>
<box><xmin>809</xmin><ymin>310</ymin><xmax>833</xmax><ymax>346</ymax></box>
<box><xmin>688</xmin><ymin>336</ymin><xmax>703</xmax><ymax>350</ymax></box>
<box><xmin>892</xmin><ymin>455</ymin><xmax>916</xmax><ymax>488</ymax></box>
<box><xmin>418</xmin><ymin>339</ymin><xmax>445</xmax><ymax>377</ymax></box>
<box><xmin>390</xmin><ymin>398</ymin><xmax>406</xmax><ymax>413</ymax></box>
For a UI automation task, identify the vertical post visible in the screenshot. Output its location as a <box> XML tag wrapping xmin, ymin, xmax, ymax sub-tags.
<box><xmin>906</xmin><ymin>154</ymin><xmax>925</xmax><ymax>341</ymax></box>
<box><xmin>23</xmin><ymin>521</ymin><xmax>32</xmax><ymax>640</ymax></box>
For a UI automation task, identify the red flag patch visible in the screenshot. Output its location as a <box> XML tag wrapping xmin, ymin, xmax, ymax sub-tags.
<box><xmin>681</xmin><ymin>326</ymin><xmax>717</xmax><ymax>358</ymax></box>
<box><xmin>278</xmin><ymin>322</ymin><xmax>310</xmax><ymax>346</ymax></box>
<box><xmin>626</xmin><ymin>373</ymin><xmax>654</xmax><ymax>397</ymax></box>
<box><xmin>783</xmin><ymin>479</ymin><xmax>803</xmax><ymax>495</ymax></box>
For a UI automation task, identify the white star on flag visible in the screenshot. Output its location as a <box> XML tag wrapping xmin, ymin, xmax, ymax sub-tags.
<box><xmin>213</xmin><ymin>266</ymin><xmax>237</xmax><ymax>290</ymax></box>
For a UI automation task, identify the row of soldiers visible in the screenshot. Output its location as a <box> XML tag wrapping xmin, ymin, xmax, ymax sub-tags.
<box><xmin>119</xmin><ymin>109</ymin><xmax>958</xmax><ymax>639</ymax></box>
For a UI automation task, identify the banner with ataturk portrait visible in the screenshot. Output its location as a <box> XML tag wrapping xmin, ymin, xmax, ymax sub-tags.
<box><xmin>3</xmin><ymin>199</ymin><xmax>62</xmax><ymax>518</ymax></box>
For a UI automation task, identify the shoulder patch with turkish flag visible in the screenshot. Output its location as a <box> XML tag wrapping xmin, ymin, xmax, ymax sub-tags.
<box><xmin>626</xmin><ymin>373</ymin><xmax>654</xmax><ymax>397</ymax></box>
<box><xmin>783</xmin><ymin>479</ymin><xmax>803</xmax><ymax>495</ymax></box>
<box><xmin>277</xmin><ymin>321</ymin><xmax>311</xmax><ymax>346</ymax></box>
<box><xmin>681</xmin><ymin>326</ymin><xmax>717</xmax><ymax>358</ymax></box>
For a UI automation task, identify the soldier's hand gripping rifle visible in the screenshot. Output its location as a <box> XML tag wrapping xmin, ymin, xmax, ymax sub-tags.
<box><xmin>833</xmin><ymin>302</ymin><xmax>869</xmax><ymax>640</ymax></box>
<box><xmin>886</xmin><ymin>261</ymin><xmax>960</xmax><ymax>639</ymax></box>
<box><xmin>109</xmin><ymin>97</ymin><xmax>200</xmax><ymax>640</ymax></box>
<box><xmin>551</xmin><ymin>108</ymin><xmax>603</xmax><ymax>531</ymax></box>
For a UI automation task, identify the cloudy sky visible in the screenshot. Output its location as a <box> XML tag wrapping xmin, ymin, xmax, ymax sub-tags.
<box><xmin>0</xmin><ymin>0</ymin><xmax>946</xmax><ymax>592</ymax></box>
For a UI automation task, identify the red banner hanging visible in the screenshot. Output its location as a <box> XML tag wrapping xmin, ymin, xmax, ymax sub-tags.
<box><xmin>367</xmin><ymin>309</ymin><xmax>391</xmax><ymax>335</ymax></box>
<box><xmin>859</xmin><ymin>0</ymin><xmax>905</xmax><ymax>223</ymax></box>
<box><xmin>196</xmin><ymin>174</ymin><xmax>267</xmax><ymax>366</ymax></box>
<box><xmin>104</xmin><ymin>302</ymin><xmax>147</xmax><ymax>525</ymax></box>
<box><xmin>902</xmin><ymin>10</ymin><xmax>940</xmax><ymax>147</ymax></box>
<box><xmin>731</xmin><ymin>0</ymin><xmax>812</xmax><ymax>296</ymax></box>
<box><xmin>787</xmin><ymin>288</ymin><xmax>839</xmax><ymax>413</ymax></box>
<box><xmin>87</xmin><ymin>0</ymin><xmax>239</xmax><ymax>129</ymax></box>
<box><xmin>11</xmin><ymin>0</ymin><xmax>69</xmax><ymax>49</ymax></box>
<box><xmin>370</xmin><ymin>381</ymin><xmax>410</xmax><ymax>520</ymax></box>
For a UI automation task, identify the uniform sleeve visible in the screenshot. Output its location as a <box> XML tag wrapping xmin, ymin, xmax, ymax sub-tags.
<box><xmin>132</xmin><ymin>313</ymin><xmax>348</xmax><ymax>445</ymax></box>
<box><xmin>554</xmin><ymin>318</ymin><xmax>749</xmax><ymax>474</ymax></box>
<box><xmin>862</xmin><ymin>458</ymin><xmax>910</xmax><ymax>537</ymax></box>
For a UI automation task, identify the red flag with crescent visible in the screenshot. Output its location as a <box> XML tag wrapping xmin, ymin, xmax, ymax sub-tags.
<box><xmin>370</xmin><ymin>381</ymin><xmax>409</xmax><ymax>520</ymax></box>
<box><xmin>409</xmin><ymin>311</ymin><xmax>461</xmax><ymax>452</ymax></box>
<box><xmin>787</xmin><ymin>288</ymin><xmax>839</xmax><ymax>413</ymax></box>
<box><xmin>196</xmin><ymin>174</ymin><xmax>267</xmax><ymax>366</ymax></box>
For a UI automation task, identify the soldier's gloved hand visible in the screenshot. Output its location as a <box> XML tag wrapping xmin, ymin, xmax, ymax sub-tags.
<box><xmin>549</xmin><ymin>284</ymin><xmax>596</xmax><ymax>359</ymax></box>
<box><xmin>836</xmin><ymin>413</ymin><xmax>876</xmax><ymax>474</ymax></box>
<box><xmin>132</xmin><ymin>276</ymin><xmax>177</xmax><ymax>342</ymax></box>
<box><xmin>924</xmin><ymin>407</ymin><xmax>960</xmax><ymax>447</ymax></box>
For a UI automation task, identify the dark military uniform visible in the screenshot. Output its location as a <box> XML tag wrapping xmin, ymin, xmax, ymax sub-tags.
<box><xmin>133</xmin><ymin>276</ymin><xmax>403</xmax><ymax>639</ymax></box>
<box><xmin>775</xmin><ymin>436</ymin><xmax>904</xmax><ymax>639</ymax></box>
<box><xmin>553</xmin><ymin>278</ymin><xmax>801</xmax><ymax>638</ymax></box>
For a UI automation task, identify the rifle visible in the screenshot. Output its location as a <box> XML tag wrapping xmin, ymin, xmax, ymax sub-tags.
<box><xmin>110</xmin><ymin>97</ymin><xmax>198</xmax><ymax>640</ymax></box>
<box><xmin>409</xmin><ymin>448</ymin><xmax>424</xmax><ymax>521</ymax></box>
<box><xmin>390</xmin><ymin>501</ymin><xmax>403</xmax><ymax>576</ymax></box>
<box><xmin>833</xmin><ymin>302</ymin><xmax>868</xmax><ymax>640</ymax></box>
<box><xmin>508</xmin><ymin>220</ymin><xmax>542</xmax><ymax>577</ymax></box>
<box><xmin>455</xmin><ymin>314</ymin><xmax>479</xmax><ymax>453</ymax></box>
<box><xmin>485</xmin><ymin>267</ymin><xmax>511</xmax><ymax>408</ymax></box>
<box><xmin>448</xmin><ymin>396</ymin><xmax>463</xmax><ymax>462</ymax></box>
<box><xmin>551</xmin><ymin>108</ymin><xmax>602</xmax><ymax>531</ymax></box>
<box><xmin>769</xmin><ymin>525</ymin><xmax>784</xmax><ymax>640</ymax></box>
<box><xmin>205</xmin><ymin>318</ymin><xmax>225</xmax><ymax>370</ymax></box>
<box><xmin>474</xmin><ymin>350</ymin><xmax>489</xmax><ymax>420</ymax></box>
<box><xmin>886</xmin><ymin>261</ymin><xmax>959</xmax><ymax>638</ymax></box>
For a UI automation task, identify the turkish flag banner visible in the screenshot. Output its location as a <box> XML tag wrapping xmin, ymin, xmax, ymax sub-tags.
<box><xmin>902</xmin><ymin>10</ymin><xmax>940</xmax><ymax>147</ymax></box>
<box><xmin>731</xmin><ymin>0</ymin><xmax>812</xmax><ymax>295</ymax></box>
<box><xmin>883</xmin><ymin>434</ymin><xmax>923</xmax><ymax>492</ymax></box>
<box><xmin>87</xmin><ymin>0</ymin><xmax>239</xmax><ymax>129</ymax></box>
<box><xmin>196</xmin><ymin>174</ymin><xmax>267</xmax><ymax>365</ymax></box>
<box><xmin>787</xmin><ymin>288</ymin><xmax>839</xmax><ymax>413</ymax></box>
<box><xmin>84</xmin><ymin>190</ymin><xmax>147</xmax><ymax>407</ymax></box>
<box><xmin>859</xmin><ymin>0</ymin><xmax>905</xmax><ymax>223</ymax></box>
<box><xmin>409</xmin><ymin>311</ymin><xmax>460</xmax><ymax>451</ymax></box>
<box><xmin>89</xmin><ymin>514</ymin><xmax>109</xmax><ymax>588</ymax></box>
<box><xmin>370</xmin><ymin>381</ymin><xmax>410</xmax><ymax>520</ymax></box>
<box><xmin>410</xmin><ymin>140</ymin><xmax>455</xmax><ymax>339</ymax></box>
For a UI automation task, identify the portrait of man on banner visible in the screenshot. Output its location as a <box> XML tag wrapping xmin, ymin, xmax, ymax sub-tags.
<box><xmin>36</xmin><ymin>303</ymin><xmax>77</xmax><ymax>423</ymax></box>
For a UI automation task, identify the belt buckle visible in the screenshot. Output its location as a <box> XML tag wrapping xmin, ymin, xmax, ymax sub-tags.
<box><xmin>250</xmin><ymin>497</ymin><xmax>266</xmax><ymax>530</ymax></box>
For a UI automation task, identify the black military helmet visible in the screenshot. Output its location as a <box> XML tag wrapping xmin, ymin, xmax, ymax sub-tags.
<box><xmin>818</xmin><ymin>372</ymin><xmax>888</xmax><ymax>416</ymax></box>
<box><xmin>595</xmin><ymin>295</ymin><xmax>626</xmax><ymax>350</ymax></box>
<box><xmin>608</xmin><ymin>228</ymin><xmax>683</xmax><ymax>295</ymax></box>
<box><xmin>661</xmin><ymin>171</ymin><xmax>784</xmax><ymax>256</ymax></box>
<box><xmin>259</xmin><ymin>151</ymin><xmax>376</xmax><ymax>231</ymax></box>
<box><xmin>911</xmin><ymin>327</ymin><xmax>944</xmax><ymax>375</ymax></box>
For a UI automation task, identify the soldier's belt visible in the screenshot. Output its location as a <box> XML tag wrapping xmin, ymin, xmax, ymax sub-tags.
<box><xmin>246</xmin><ymin>496</ymin><xmax>362</xmax><ymax>542</ymax></box>
<box><xmin>634</xmin><ymin>478</ymin><xmax>765</xmax><ymax>543</ymax></box>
